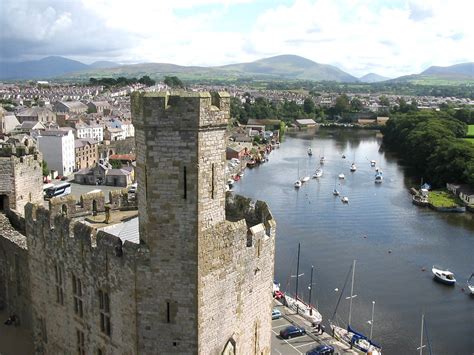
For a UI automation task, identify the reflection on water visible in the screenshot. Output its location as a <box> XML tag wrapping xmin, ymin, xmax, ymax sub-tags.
<box><xmin>233</xmin><ymin>129</ymin><xmax>474</xmax><ymax>354</ymax></box>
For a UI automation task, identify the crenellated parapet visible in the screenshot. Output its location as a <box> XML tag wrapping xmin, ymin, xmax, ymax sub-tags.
<box><xmin>225</xmin><ymin>192</ymin><xmax>276</xmax><ymax>236</ymax></box>
<box><xmin>25</xmin><ymin>202</ymin><xmax>144</xmax><ymax>263</ymax></box>
<box><xmin>131</xmin><ymin>91</ymin><xmax>230</xmax><ymax>130</ymax></box>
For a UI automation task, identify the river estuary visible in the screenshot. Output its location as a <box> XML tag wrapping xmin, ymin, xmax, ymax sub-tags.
<box><xmin>232</xmin><ymin>129</ymin><xmax>474</xmax><ymax>354</ymax></box>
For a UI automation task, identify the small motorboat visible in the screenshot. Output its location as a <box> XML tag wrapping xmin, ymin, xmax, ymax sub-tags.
<box><xmin>341</xmin><ymin>196</ymin><xmax>349</xmax><ymax>203</ymax></box>
<box><xmin>370</xmin><ymin>160</ymin><xmax>376</xmax><ymax>167</ymax></box>
<box><xmin>294</xmin><ymin>180</ymin><xmax>302</xmax><ymax>188</ymax></box>
<box><xmin>320</xmin><ymin>156</ymin><xmax>326</xmax><ymax>164</ymax></box>
<box><xmin>338</xmin><ymin>173</ymin><xmax>345</xmax><ymax>179</ymax></box>
<box><xmin>342</xmin><ymin>154</ymin><xmax>346</xmax><ymax>159</ymax></box>
<box><xmin>333</xmin><ymin>189</ymin><xmax>340</xmax><ymax>196</ymax></box>
<box><xmin>467</xmin><ymin>274</ymin><xmax>474</xmax><ymax>295</ymax></box>
<box><xmin>313</xmin><ymin>168</ymin><xmax>323</xmax><ymax>178</ymax></box>
<box><xmin>350</xmin><ymin>163</ymin><xmax>357</xmax><ymax>172</ymax></box>
<box><xmin>308</xmin><ymin>147</ymin><xmax>313</xmax><ymax>156</ymax></box>
<box><xmin>432</xmin><ymin>266</ymin><xmax>456</xmax><ymax>285</ymax></box>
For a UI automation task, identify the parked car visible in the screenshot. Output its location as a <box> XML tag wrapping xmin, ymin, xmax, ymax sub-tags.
<box><xmin>271</xmin><ymin>308</ymin><xmax>282</xmax><ymax>320</ymax></box>
<box><xmin>306</xmin><ymin>345</ymin><xmax>335</xmax><ymax>355</ymax></box>
<box><xmin>56</xmin><ymin>175</ymin><xmax>63</xmax><ymax>180</ymax></box>
<box><xmin>273</xmin><ymin>290</ymin><xmax>284</xmax><ymax>300</ymax></box>
<box><xmin>279</xmin><ymin>325</ymin><xmax>306</xmax><ymax>339</ymax></box>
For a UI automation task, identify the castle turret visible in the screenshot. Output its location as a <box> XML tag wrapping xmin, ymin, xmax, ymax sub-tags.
<box><xmin>132</xmin><ymin>91</ymin><xmax>275</xmax><ymax>354</ymax></box>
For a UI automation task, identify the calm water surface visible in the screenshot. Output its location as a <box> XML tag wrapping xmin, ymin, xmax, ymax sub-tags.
<box><xmin>233</xmin><ymin>129</ymin><xmax>474</xmax><ymax>355</ymax></box>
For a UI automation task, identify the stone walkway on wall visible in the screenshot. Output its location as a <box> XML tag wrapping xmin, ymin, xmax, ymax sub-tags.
<box><xmin>0</xmin><ymin>308</ymin><xmax>34</xmax><ymax>355</ymax></box>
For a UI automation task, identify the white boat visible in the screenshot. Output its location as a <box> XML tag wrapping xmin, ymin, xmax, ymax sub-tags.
<box><xmin>227</xmin><ymin>178</ymin><xmax>234</xmax><ymax>186</ymax></box>
<box><xmin>370</xmin><ymin>160</ymin><xmax>376</xmax><ymax>167</ymax></box>
<box><xmin>300</xmin><ymin>176</ymin><xmax>310</xmax><ymax>183</ymax></box>
<box><xmin>333</xmin><ymin>189</ymin><xmax>340</xmax><ymax>196</ymax></box>
<box><xmin>308</xmin><ymin>147</ymin><xmax>313</xmax><ymax>156</ymax></box>
<box><xmin>294</xmin><ymin>180</ymin><xmax>302</xmax><ymax>188</ymax></box>
<box><xmin>432</xmin><ymin>266</ymin><xmax>456</xmax><ymax>285</ymax></box>
<box><xmin>330</xmin><ymin>261</ymin><xmax>382</xmax><ymax>354</ymax></box>
<box><xmin>313</xmin><ymin>168</ymin><xmax>323</xmax><ymax>178</ymax></box>
<box><xmin>320</xmin><ymin>155</ymin><xmax>326</xmax><ymax>164</ymax></box>
<box><xmin>284</xmin><ymin>294</ymin><xmax>322</xmax><ymax>326</ymax></box>
<box><xmin>338</xmin><ymin>173</ymin><xmax>345</xmax><ymax>179</ymax></box>
<box><xmin>375</xmin><ymin>167</ymin><xmax>383</xmax><ymax>174</ymax></box>
<box><xmin>467</xmin><ymin>274</ymin><xmax>474</xmax><ymax>295</ymax></box>
<box><xmin>350</xmin><ymin>163</ymin><xmax>357</xmax><ymax>172</ymax></box>
<box><xmin>375</xmin><ymin>173</ymin><xmax>383</xmax><ymax>184</ymax></box>
<box><xmin>341</xmin><ymin>196</ymin><xmax>349</xmax><ymax>203</ymax></box>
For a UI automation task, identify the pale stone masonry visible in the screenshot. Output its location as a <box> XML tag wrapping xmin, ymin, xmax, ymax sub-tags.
<box><xmin>0</xmin><ymin>91</ymin><xmax>276</xmax><ymax>355</ymax></box>
<box><xmin>133</xmin><ymin>91</ymin><xmax>275</xmax><ymax>354</ymax></box>
<box><xmin>0</xmin><ymin>146</ymin><xmax>43</xmax><ymax>214</ymax></box>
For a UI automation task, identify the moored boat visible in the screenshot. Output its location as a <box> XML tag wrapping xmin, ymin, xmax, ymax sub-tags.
<box><xmin>283</xmin><ymin>294</ymin><xmax>322</xmax><ymax>326</ymax></box>
<box><xmin>432</xmin><ymin>266</ymin><xmax>456</xmax><ymax>285</ymax></box>
<box><xmin>338</xmin><ymin>173</ymin><xmax>345</xmax><ymax>179</ymax></box>
<box><xmin>341</xmin><ymin>196</ymin><xmax>349</xmax><ymax>203</ymax></box>
<box><xmin>313</xmin><ymin>168</ymin><xmax>323</xmax><ymax>178</ymax></box>
<box><xmin>370</xmin><ymin>160</ymin><xmax>376</xmax><ymax>167</ymax></box>
<box><xmin>350</xmin><ymin>163</ymin><xmax>357</xmax><ymax>172</ymax></box>
<box><xmin>467</xmin><ymin>274</ymin><xmax>474</xmax><ymax>295</ymax></box>
<box><xmin>294</xmin><ymin>180</ymin><xmax>302</xmax><ymax>188</ymax></box>
<box><xmin>308</xmin><ymin>147</ymin><xmax>313</xmax><ymax>156</ymax></box>
<box><xmin>375</xmin><ymin>173</ymin><xmax>383</xmax><ymax>184</ymax></box>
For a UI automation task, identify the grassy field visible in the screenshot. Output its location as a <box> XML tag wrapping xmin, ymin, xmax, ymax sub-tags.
<box><xmin>428</xmin><ymin>189</ymin><xmax>462</xmax><ymax>208</ymax></box>
<box><xmin>467</xmin><ymin>125</ymin><xmax>474</xmax><ymax>137</ymax></box>
<box><xmin>464</xmin><ymin>138</ymin><xmax>474</xmax><ymax>145</ymax></box>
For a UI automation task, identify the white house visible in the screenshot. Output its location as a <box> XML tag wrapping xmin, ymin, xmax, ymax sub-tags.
<box><xmin>37</xmin><ymin>129</ymin><xmax>75</xmax><ymax>176</ymax></box>
<box><xmin>76</xmin><ymin>122</ymin><xmax>104</xmax><ymax>142</ymax></box>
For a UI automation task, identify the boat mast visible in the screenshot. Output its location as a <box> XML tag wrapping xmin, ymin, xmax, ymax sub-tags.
<box><xmin>417</xmin><ymin>314</ymin><xmax>426</xmax><ymax>355</ymax></box>
<box><xmin>308</xmin><ymin>265</ymin><xmax>314</xmax><ymax>316</ymax></box>
<box><xmin>347</xmin><ymin>259</ymin><xmax>357</xmax><ymax>326</ymax></box>
<box><xmin>369</xmin><ymin>300</ymin><xmax>375</xmax><ymax>339</ymax></box>
<box><xmin>295</xmin><ymin>242</ymin><xmax>301</xmax><ymax>314</ymax></box>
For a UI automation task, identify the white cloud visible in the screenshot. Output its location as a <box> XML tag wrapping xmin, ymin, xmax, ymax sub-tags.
<box><xmin>1</xmin><ymin>0</ymin><xmax>473</xmax><ymax>77</ymax></box>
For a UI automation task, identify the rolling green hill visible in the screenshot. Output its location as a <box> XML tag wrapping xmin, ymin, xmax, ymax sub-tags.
<box><xmin>62</xmin><ymin>55</ymin><xmax>359</xmax><ymax>83</ymax></box>
<box><xmin>389</xmin><ymin>62</ymin><xmax>474</xmax><ymax>85</ymax></box>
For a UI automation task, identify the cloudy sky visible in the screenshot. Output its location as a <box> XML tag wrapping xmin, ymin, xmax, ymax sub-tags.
<box><xmin>1</xmin><ymin>0</ymin><xmax>473</xmax><ymax>77</ymax></box>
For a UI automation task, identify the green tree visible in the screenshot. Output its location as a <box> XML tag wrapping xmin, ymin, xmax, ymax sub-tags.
<box><xmin>334</xmin><ymin>94</ymin><xmax>350</xmax><ymax>115</ymax></box>
<box><xmin>350</xmin><ymin>98</ymin><xmax>363</xmax><ymax>112</ymax></box>
<box><xmin>42</xmin><ymin>160</ymin><xmax>49</xmax><ymax>177</ymax></box>
<box><xmin>303</xmin><ymin>98</ymin><xmax>315</xmax><ymax>114</ymax></box>
<box><xmin>164</xmin><ymin>76</ymin><xmax>184</xmax><ymax>88</ymax></box>
<box><xmin>110</xmin><ymin>160</ymin><xmax>122</xmax><ymax>169</ymax></box>
<box><xmin>138</xmin><ymin>75</ymin><xmax>156</xmax><ymax>87</ymax></box>
<box><xmin>378</xmin><ymin>95</ymin><xmax>390</xmax><ymax>107</ymax></box>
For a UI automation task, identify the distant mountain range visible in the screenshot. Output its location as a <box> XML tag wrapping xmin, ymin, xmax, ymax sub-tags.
<box><xmin>0</xmin><ymin>55</ymin><xmax>472</xmax><ymax>84</ymax></box>
<box><xmin>0</xmin><ymin>56</ymin><xmax>120</xmax><ymax>80</ymax></box>
<box><xmin>359</xmin><ymin>73</ymin><xmax>391</xmax><ymax>83</ymax></box>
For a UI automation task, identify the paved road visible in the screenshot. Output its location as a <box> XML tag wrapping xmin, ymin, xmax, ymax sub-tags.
<box><xmin>271</xmin><ymin>302</ymin><xmax>357</xmax><ymax>355</ymax></box>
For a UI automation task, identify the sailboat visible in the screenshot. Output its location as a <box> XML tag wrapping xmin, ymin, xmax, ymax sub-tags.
<box><xmin>330</xmin><ymin>261</ymin><xmax>382</xmax><ymax>354</ymax></box>
<box><xmin>333</xmin><ymin>178</ymin><xmax>340</xmax><ymax>196</ymax></box>
<box><xmin>467</xmin><ymin>274</ymin><xmax>474</xmax><ymax>295</ymax></box>
<box><xmin>283</xmin><ymin>243</ymin><xmax>323</xmax><ymax>326</ymax></box>
<box><xmin>313</xmin><ymin>166</ymin><xmax>323</xmax><ymax>178</ymax></box>
<box><xmin>294</xmin><ymin>161</ymin><xmax>302</xmax><ymax>188</ymax></box>
<box><xmin>417</xmin><ymin>314</ymin><xmax>433</xmax><ymax>355</ymax></box>
<box><xmin>350</xmin><ymin>153</ymin><xmax>357</xmax><ymax>172</ymax></box>
<box><xmin>300</xmin><ymin>160</ymin><xmax>310</xmax><ymax>183</ymax></box>
<box><xmin>320</xmin><ymin>149</ymin><xmax>326</xmax><ymax>164</ymax></box>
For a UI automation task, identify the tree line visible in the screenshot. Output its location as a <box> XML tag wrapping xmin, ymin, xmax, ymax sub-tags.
<box><xmin>381</xmin><ymin>110</ymin><xmax>474</xmax><ymax>187</ymax></box>
<box><xmin>89</xmin><ymin>76</ymin><xmax>155</xmax><ymax>87</ymax></box>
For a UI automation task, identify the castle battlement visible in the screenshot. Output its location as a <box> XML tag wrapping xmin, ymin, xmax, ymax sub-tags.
<box><xmin>25</xmin><ymin>203</ymin><xmax>142</xmax><ymax>261</ymax></box>
<box><xmin>131</xmin><ymin>91</ymin><xmax>230</xmax><ymax>129</ymax></box>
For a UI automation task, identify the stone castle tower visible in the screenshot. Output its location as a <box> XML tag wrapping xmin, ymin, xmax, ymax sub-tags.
<box><xmin>0</xmin><ymin>139</ymin><xmax>43</xmax><ymax>215</ymax></box>
<box><xmin>132</xmin><ymin>91</ymin><xmax>276</xmax><ymax>354</ymax></box>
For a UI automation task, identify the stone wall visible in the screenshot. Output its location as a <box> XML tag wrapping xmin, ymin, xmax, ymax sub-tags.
<box><xmin>0</xmin><ymin>154</ymin><xmax>43</xmax><ymax>215</ymax></box>
<box><xmin>0</xmin><ymin>212</ymin><xmax>32</xmax><ymax>329</ymax></box>
<box><xmin>132</xmin><ymin>91</ymin><xmax>275</xmax><ymax>354</ymax></box>
<box><xmin>24</xmin><ymin>204</ymin><xmax>143</xmax><ymax>355</ymax></box>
